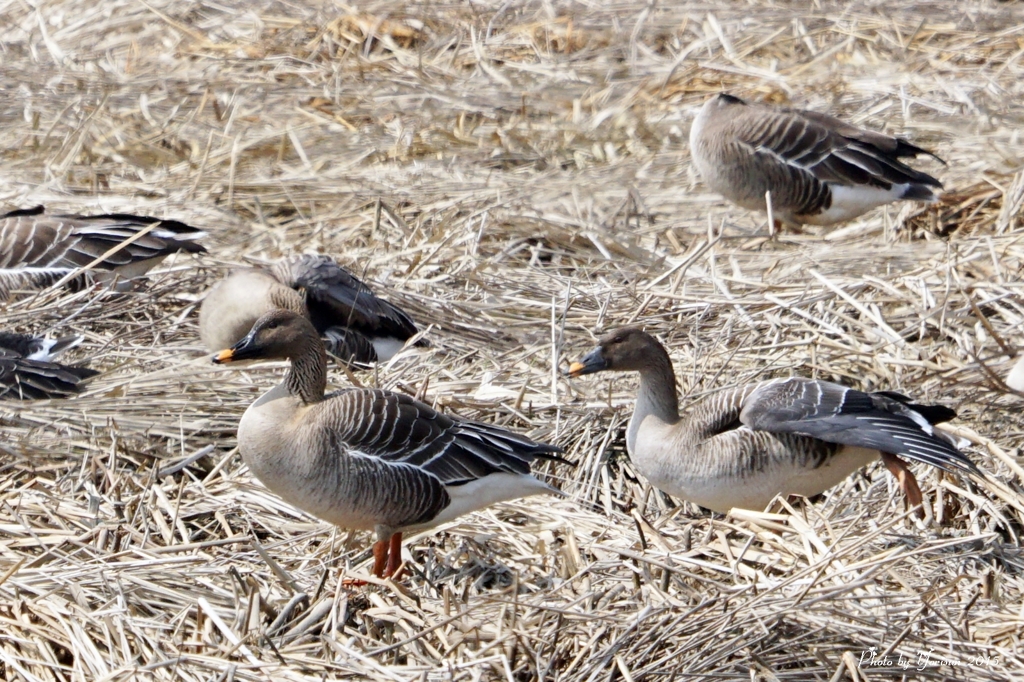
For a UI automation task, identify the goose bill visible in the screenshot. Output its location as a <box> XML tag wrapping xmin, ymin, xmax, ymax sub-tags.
<box><xmin>213</xmin><ymin>328</ymin><xmax>259</xmax><ymax>364</ymax></box>
<box><xmin>212</xmin><ymin>349</ymin><xmax>235</xmax><ymax>364</ymax></box>
<box><xmin>568</xmin><ymin>348</ymin><xmax>606</xmax><ymax>377</ymax></box>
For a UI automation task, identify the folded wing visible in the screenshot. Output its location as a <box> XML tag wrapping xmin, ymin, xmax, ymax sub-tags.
<box><xmin>740</xmin><ymin>378</ymin><xmax>977</xmax><ymax>475</ymax></box>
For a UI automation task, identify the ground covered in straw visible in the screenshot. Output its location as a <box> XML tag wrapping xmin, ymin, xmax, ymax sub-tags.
<box><xmin>2</xmin><ymin>0</ymin><xmax>1024</xmax><ymax>679</ymax></box>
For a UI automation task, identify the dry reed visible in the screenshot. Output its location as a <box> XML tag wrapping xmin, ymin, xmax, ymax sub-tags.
<box><xmin>2</xmin><ymin>0</ymin><xmax>1024</xmax><ymax>680</ymax></box>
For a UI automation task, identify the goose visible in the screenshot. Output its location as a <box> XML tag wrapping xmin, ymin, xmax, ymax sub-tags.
<box><xmin>0</xmin><ymin>205</ymin><xmax>206</xmax><ymax>299</ymax></box>
<box><xmin>0</xmin><ymin>332</ymin><xmax>98</xmax><ymax>399</ymax></box>
<box><xmin>567</xmin><ymin>327</ymin><xmax>978</xmax><ymax>515</ymax></box>
<box><xmin>212</xmin><ymin>309</ymin><xmax>567</xmax><ymax>578</ymax></box>
<box><xmin>200</xmin><ymin>255</ymin><xmax>423</xmax><ymax>366</ymax></box>
<box><xmin>689</xmin><ymin>94</ymin><xmax>944</xmax><ymax>227</ymax></box>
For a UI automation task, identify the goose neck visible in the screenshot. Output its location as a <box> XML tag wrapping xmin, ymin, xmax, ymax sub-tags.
<box><xmin>285</xmin><ymin>338</ymin><xmax>327</xmax><ymax>405</ymax></box>
<box><xmin>626</xmin><ymin>353</ymin><xmax>680</xmax><ymax>453</ymax></box>
<box><xmin>636</xmin><ymin>362</ymin><xmax>680</xmax><ymax>424</ymax></box>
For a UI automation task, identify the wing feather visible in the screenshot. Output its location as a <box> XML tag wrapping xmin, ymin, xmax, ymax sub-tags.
<box><xmin>0</xmin><ymin>351</ymin><xmax>98</xmax><ymax>400</ymax></box>
<box><xmin>0</xmin><ymin>207</ymin><xmax>206</xmax><ymax>272</ymax></box>
<box><xmin>276</xmin><ymin>255</ymin><xmax>418</xmax><ymax>341</ymax></box>
<box><xmin>729</xmin><ymin>101</ymin><xmax>942</xmax><ymax>212</ymax></box>
<box><xmin>740</xmin><ymin>378</ymin><xmax>978</xmax><ymax>475</ymax></box>
<box><xmin>319</xmin><ymin>388</ymin><xmax>563</xmax><ymax>487</ymax></box>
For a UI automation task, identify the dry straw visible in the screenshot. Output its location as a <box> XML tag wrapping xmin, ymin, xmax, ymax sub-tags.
<box><xmin>2</xmin><ymin>0</ymin><xmax>1024</xmax><ymax>680</ymax></box>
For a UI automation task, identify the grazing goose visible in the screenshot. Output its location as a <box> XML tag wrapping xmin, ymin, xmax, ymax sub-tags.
<box><xmin>213</xmin><ymin>309</ymin><xmax>566</xmax><ymax>578</ymax></box>
<box><xmin>0</xmin><ymin>332</ymin><xmax>97</xmax><ymax>399</ymax></box>
<box><xmin>200</xmin><ymin>255</ymin><xmax>422</xmax><ymax>366</ymax></box>
<box><xmin>689</xmin><ymin>94</ymin><xmax>944</xmax><ymax>227</ymax></box>
<box><xmin>0</xmin><ymin>206</ymin><xmax>206</xmax><ymax>299</ymax></box>
<box><xmin>568</xmin><ymin>328</ymin><xmax>978</xmax><ymax>515</ymax></box>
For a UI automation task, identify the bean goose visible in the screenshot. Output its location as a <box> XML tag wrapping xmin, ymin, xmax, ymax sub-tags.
<box><xmin>212</xmin><ymin>309</ymin><xmax>567</xmax><ymax>578</ymax></box>
<box><xmin>200</xmin><ymin>255</ymin><xmax>422</xmax><ymax>366</ymax></box>
<box><xmin>689</xmin><ymin>94</ymin><xmax>944</xmax><ymax>227</ymax></box>
<box><xmin>0</xmin><ymin>206</ymin><xmax>206</xmax><ymax>299</ymax></box>
<box><xmin>568</xmin><ymin>328</ymin><xmax>978</xmax><ymax>515</ymax></box>
<box><xmin>0</xmin><ymin>332</ymin><xmax>97</xmax><ymax>399</ymax></box>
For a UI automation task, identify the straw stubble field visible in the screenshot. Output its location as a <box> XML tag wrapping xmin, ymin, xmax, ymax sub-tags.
<box><xmin>3</xmin><ymin>0</ymin><xmax>1024</xmax><ymax>679</ymax></box>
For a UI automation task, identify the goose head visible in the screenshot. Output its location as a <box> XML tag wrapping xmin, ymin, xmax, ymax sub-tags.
<box><xmin>567</xmin><ymin>327</ymin><xmax>663</xmax><ymax>376</ymax></box>
<box><xmin>213</xmin><ymin>309</ymin><xmax>320</xmax><ymax>364</ymax></box>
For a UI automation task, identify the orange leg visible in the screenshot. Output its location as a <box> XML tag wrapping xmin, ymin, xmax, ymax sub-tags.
<box><xmin>384</xmin><ymin>532</ymin><xmax>404</xmax><ymax>579</ymax></box>
<box><xmin>881</xmin><ymin>453</ymin><xmax>925</xmax><ymax>519</ymax></box>
<box><xmin>372</xmin><ymin>538</ymin><xmax>389</xmax><ymax>578</ymax></box>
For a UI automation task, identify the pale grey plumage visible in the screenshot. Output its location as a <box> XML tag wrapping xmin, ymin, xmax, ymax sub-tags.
<box><xmin>689</xmin><ymin>94</ymin><xmax>944</xmax><ymax>226</ymax></box>
<box><xmin>200</xmin><ymin>255</ymin><xmax>421</xmax><ymax>366</ymax></box>
<box><xmin>569</xmin><ymin>327</ymin><xmax>977</xmax><ymax>514</ymax></box>
<box><xmin>213</xmin><ymin>309</ymin><xmax>566</xmax><ymax>576</ymax></box>
<box><xmin>0</xmin><ymin>206</ymin><xmax>206</xmax><ymax>299</ymax></box>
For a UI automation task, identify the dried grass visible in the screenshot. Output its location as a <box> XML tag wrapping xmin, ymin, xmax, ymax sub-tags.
<box><xmin>2</xmin><ymin>0</ymin><xmax>1024</xmax><ymax>680</ymax></box>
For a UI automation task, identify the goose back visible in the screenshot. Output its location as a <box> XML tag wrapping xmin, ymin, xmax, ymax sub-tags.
<box><xmin>0</xmin><ymin>331</ymin><xmax>82</xmax><ymax>361</ymax></box>
<box><xmin>199</xmin><ymin>269</ymin><xmax>302</xmax><ymax>352</ymax></box>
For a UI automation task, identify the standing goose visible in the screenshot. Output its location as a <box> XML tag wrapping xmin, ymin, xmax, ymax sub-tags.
<box><xmin>689</xmin><ymin>94</ymin><xmax>944</xmax><ymax>227</ymax></box>
<box><xmin>0</xmin><ymin>206</ymin><xmax>206</xmax><ymax>299</ymax></box>
<box><xmin>568</xmin><ymin>328</ymin><xmax>978</xmax><ymax>515</ymax></box>
<box><xmin>0</xmin><ymin>332</ymin><xmax>98</xmax><ymax>399</ymax></box>
<box><xmin>200</xmin><ymin>255</ymin><xmax>422</xmax><ymax>367</ymax></box>
<box><xmin>213</xmin><ymin>309</ymin><xmax>567</xmax><ymax>578</ymax></box>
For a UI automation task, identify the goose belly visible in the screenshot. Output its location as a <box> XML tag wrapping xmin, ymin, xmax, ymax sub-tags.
<box><xmin>644</xmin><ymin>443</ymin><xmax>880</xmax><ymax>514</ymax></box>
<box><xmin>420</xmin><ymin>473</ymin><xmax>558</xmax><ymax>529</ymax></box>
<box><xmin>799</xmin><ymin>184</ymin><xmax>906</xmax><ymax>225</ymax></box>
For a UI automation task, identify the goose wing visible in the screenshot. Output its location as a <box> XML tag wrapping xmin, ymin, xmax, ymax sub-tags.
<box><xmin>739</xmin><ymin>378</ymin><xmax>978</xmax><ymax>475</ymax></box>
<box><xmin>0</xmin><ymin>349</ymin><xmax>98</xmax><ymax>400</ymax></box>
<box><xmin>321</xmin><ymin>326</ymin><xmax>380</xmax><ymax>365</ymax></box>
<box><xmin>0</xmin><ymin>206</ymin><xmax>206</xmax><ymax>270</ymax></box>
<box><xmin>734</xmin><ymin>101</ymin><xmax>942</xmax><ymax>193</ymax></box>
<box><xmin>274</xmin><ymin>255</ymin><xmax>418</xmax><ymax>341</ymax></box>
<box><xmin>0</xmin><ymin>332</ymin><xmax>83</xmax><ymax>361</ymax></box>
<box><xmin>326</xmin><ymin>388</ymin><xmax>565</xmax><ymax>486</ymax></box>
<box><xmin>310</xmin><ymin>388</ymin><xmax>564</xmax><ymax>531</ymax></box>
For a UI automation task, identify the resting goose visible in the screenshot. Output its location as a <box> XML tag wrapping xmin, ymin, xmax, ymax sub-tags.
<box><xmin>213</xmin><ymin>309</ymin><xmax>566</xmax><ymax>578</ymax></box>
<box><xmin>689</xmin><ymin>94</ymin><xmax>944</xmax><ymax>227</ymax></box>
<box><xmin>568</xmin><ymin>328</ymin><xmax>978</xmax><ymax>515</ymax></box>
<box><xmin>0</xmin><ymin>206</ymin><xmax>206</xmax><ymax>299</ymax></box>
<box><xmin>200</xmin><ymin>255</ymin><xmax>422</xmax><ymax>366</ymax></box>
<box><xmin>0</xmin><ymin>332</ymin><xmax>98</xmax><ymax>399</ymax></box>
